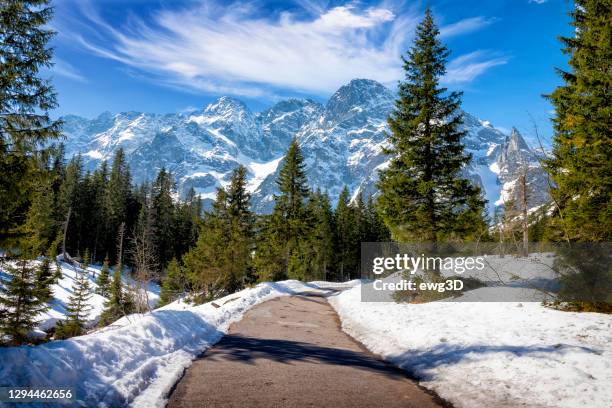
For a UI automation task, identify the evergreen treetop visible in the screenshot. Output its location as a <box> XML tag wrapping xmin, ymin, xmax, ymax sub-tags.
<box><xmin>377</xmin><ymin>9</ymin><xmax>485</xmax><ymax>243</ymax></box>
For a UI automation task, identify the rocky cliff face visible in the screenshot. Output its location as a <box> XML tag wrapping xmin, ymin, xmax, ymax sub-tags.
<box><xmin>61</xmin><ymin>79</ymin><xmax>550</xmax><ymax>215</ymax></box>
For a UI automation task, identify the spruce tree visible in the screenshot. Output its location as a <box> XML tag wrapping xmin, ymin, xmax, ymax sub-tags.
<box><xmin>545</xmin><ymin>0</ymin><xmax>611</xmax><ymax>242</ymax></box>
<box><xmin>34</xmin><ymin>258</ymin><xmax>54</xmax><ymax>303</ymax></box>
<box><xmin>183</xmin><ymin>188</ymin><xmax>230</xmax><ymax>301</ymax></box>
<box><xmin>254</xmin><ymin>139</ymin><xmax>312</xmax><ymax>281</ymax></box>
<box><xmin>98</xmin><ymin>264</ymin><xmax>124</xmax><ymax>326</ymax></box>
<box><xmin>95</xmin><ymin>256</ymin><xmax>111</xmax><ymax>297</ymax></box>
<box><xmin>225</xmin><ymin>165</ymin><xmax>255</xmax><ymax>290</ymax></box>
<box><xmin>377</xmin><ymin>9</ymin><xmax>485</xmax><ymax>243</ymax></box>
<box><xmin>55</xmin><ymin>270</ymin><xmax>92</xmax><ymax>339</ymax></box>
<box><xmin>335</xmin><ymin>186</ymin><xmax>358</xmax><ymax>280</ymax></box>
<box><xmin>306</xmin><ymin>190</ymin><xmax>335</xmax><ymax>281</ymax></box>
<box><xmin>0</xmin><ymin>0</ymin><xmax>61</xmax><ymax>242</ymax></box>
<box><xmin>0</xmin><ymin>259</ymin><xmax>48</xmax><ymax>345</ymax></box>
<box><xmin>183</xmin><ymin>166</ymin><xmax>255</xmax><ymax>299</ymax></box>
<box><xmin>152</xmin><ymin>168</ymin><xmax>176</xmax><ymax>272</ymax></box>
<box><xmin>104</xmin><ymin>149</ymin><xmax>131</xmax><ymax>263</ymax></box>
<box><xmin>365</xmin><ymin>195</ymin><xmax>390</xmax><ymax>242</ymax></box>
<box><xmin>82</xmin><ymin>248</ymin><xmax>90</xmax><ymax>270</ymax></box>
<box><xmin>24</xmin><ymin>176</ymin><xmax>57</xmax><ymax>256</ymax></box>
<box><xmin>159</xmin><ymin>258</ymin><xmax>186</xmax><ymax>306</ymax></box>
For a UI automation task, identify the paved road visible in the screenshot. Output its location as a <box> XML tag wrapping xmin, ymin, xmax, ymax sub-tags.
<box><xmin>167</xmin><ymin>295</ymin><xmax>444</xmax><ymax>408</ymax></box>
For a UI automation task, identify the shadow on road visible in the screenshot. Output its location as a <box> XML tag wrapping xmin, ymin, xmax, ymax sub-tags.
<box><xmin>203</xmin><ymin>334</ymin><xmax>406</xmax><ymax>379</ymax></box>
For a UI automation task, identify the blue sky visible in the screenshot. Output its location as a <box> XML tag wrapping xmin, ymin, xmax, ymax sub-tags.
<box><xmin>49</xmin><ymin>0</ymin><xmax>573</xmax><ymax>144</ymax></box>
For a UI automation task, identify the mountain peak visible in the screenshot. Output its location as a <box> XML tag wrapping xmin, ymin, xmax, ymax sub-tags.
<box><xmin>204</xmin><ymin>96</ymin><xmax>249</xmax><ymax>115</ymax></box>
<box><xmin>506</xmin><ymin>127</ymin><xmax>530</xmax><ymax>152</ymax></box>
<box><xmin>325</xmin><ymin>79</ymin><xmax>393</xmax><ymax>121</ymax></box>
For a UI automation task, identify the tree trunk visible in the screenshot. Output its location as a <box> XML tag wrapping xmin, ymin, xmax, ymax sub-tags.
<box><xmin>520</xmin><ymin>173</ymin><xmax>529</xmax><ymax>257</ymax></box>
<box><xmin>62</xmin><ymin>207</ymin><xmax>72</xmax><ymax>261</ymax></box>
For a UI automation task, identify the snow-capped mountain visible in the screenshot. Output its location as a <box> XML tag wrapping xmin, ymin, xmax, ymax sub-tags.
<box><xmin>60</xmin><ymin>79</ymin><xmax>549</xmax><ymax>215</ymax></box>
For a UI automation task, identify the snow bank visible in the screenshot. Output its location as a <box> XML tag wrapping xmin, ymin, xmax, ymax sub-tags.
<box><xmin>329</xmin><ymin>285</ymin><xmax>612</xmax><ymax>408</ymax></box>
<box><xmin>0</xmin><ymin>260</ymin><xmax>160</xmax><ymax>334</ymax></box>
<box><xmin>0</xmin><ymin>280</ymin><xmax>328</xmax><ymax>408</ymax></box>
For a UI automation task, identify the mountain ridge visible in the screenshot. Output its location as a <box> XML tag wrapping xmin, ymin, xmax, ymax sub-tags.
<box><xmin>60</xmin><ymin>79</ymin><xmax>550</xmax><ymax>215</ymax></box>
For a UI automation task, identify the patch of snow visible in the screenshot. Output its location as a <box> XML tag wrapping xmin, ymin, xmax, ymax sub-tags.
<box><xmin>329</xmin><ymin>284</ymin><xmax>612</xmax><ymax>408</ymax></box>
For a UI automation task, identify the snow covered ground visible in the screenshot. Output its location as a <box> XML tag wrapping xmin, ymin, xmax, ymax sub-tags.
<box><xmin>329</xmin><ymin>284</ymin><xmax>612</xmax><ymax>408</ymax></box>
<box><xmin>0</xmin><ymin>280</ymin><xmax>331</xmax><ymax>408</ymax></box>
<box><xmin>0</xmin><ymin>259</ymin><xmax>160</xmax><ymax>335</ymax></box>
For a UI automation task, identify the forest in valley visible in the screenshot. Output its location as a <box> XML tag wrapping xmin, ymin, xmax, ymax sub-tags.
<box><xmin>0</xmin><ymin>0</ymin><xmax>609</xmax><ymax>345</ymax></box>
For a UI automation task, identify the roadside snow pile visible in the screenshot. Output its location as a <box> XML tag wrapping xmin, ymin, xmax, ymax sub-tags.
<box><xmin>0</xmin><ymin>259</ymin><xmax>160</xmax><ymax>334</ymax></box>
<box><xmin>329</xmin><ymin>285</ymin><xmax>612</xmax><ymax>408</ymax></box>
<box><xmin>0</xmin><ymin>280</ymin><xmax>329</xmax><ymax>408</ymax></box>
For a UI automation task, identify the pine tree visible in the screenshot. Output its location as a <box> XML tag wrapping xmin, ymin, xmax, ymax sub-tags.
<box><xmin>55</xmin><ymin>270</ymin><xmax>92</xmax><ymax>339</ymax></box>
<box><xmin>95</xmin><ymin>256</ymin><xmax>111</xmax><ymax>297</ymax></box>
<box><xmin>365</xmin><ymin>195</ymin><xmax>390</xmax><ymax>242</ymax></box>
<box><xmin>183</xmin><ymin>166</ymin><xmax>255</xmax><ymax>300</ymax></box>
<box><xmin>545</xmin><ymin>0</ymin><xmax>612</xmax><ymax>242</ymax></box>
<box><xmin>82</xmin><ymin>248</ymin><xmax>90</xmax><ymax>270</ymax></box>
<box><xmin>377</xmin><ymin>9</ymin><xmax>485</xmax><ymax>243</ymax></box>
<box><xmin>335</xmin><ymin>186</ymin><xmax>358</xmax><ymax>280</ymax></box>
<box><xmin>24</xmin><ymin>176</ymin><xmax>57</xmax><ymax>256</ymax></box>
<box><xmin>104</xmin><ymin>149</ymin><xmax>132</xmax><ymax>263</ymax></box>
<box><xmin>183</xmin><ymin>188</ymin><xmax>230</xmax><ymax>301</ymax></box>
<box><xmin>0</xmin><ymin>0</ymin><xmax>61</xmax><ymax>243</ymax></box>
<box><xmin>225</xmin><ymin>165</ymin><xmax>255</xmax><ymax>290</ymax></box>
<box><xmin>151</xmin><ymin>168</ymin><xmax>176</xmax><ymax>272</ymax></box>
<box><xmin>254</xmin><ymin>139</ymin><xmax>312</xmax><ymax>281</ymax></box>
<box><xmin>159</xmin><ymin>258</ymin><xmax>186</xmax><ymax>306</ymax></box>
<box><xmin>306</xmin><ymin>190</ymin><xmax>335</xmax><ymax>281</ymax></box>
<box><xmin>34</xmin><ymin>258</ymin><xmax>54</xmax><ymax>303</ymax></box>
<box><xmin>0</xmin><ymin>259</ymin><xmax>48</xmax><ymax>345</ymax></box>
<box><xmin>98</xmin><ymin>264</ymin><xmax>124</xmax><ymax>326</ymax></box>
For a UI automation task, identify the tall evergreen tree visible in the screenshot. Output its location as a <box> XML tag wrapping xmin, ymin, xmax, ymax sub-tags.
<box><xmin>151</xmin><ymin>168</ymin><xmax>176</xmax><ymax>272</ymax></box>
<box><xmin>335</xmin><ymin>186</ymin><xmax>357</xmax><ymax>280</ymax></box>
<box><xmin>183</xmin><ymin>188</ymin><xmax>230</xmax><ymax>301</ymax></box>
<box><xmin>23</xmin><ymin>176</ymin><xmax>57</xmax><ymax>256</ymax></box>
<box><xmin>0</xmin><ymin>0</ymin><xmax>61</xmax><ymax>244</ymax></box>
<box><xmin>159</xmin><ymin>257</ymin><xmax>187</xmax><ymax>306</ymax></box>
<box><xmin>98</xmin><ymin>264</ymin><xmax>124</xmax><ymax>326</ymax></box>
<box><xmin>0</xmin><ymin>259</ymin><xmax>48</xmax><ymax>345</ymax></box>
<box><xmin>254</xmin><ymin>139</ymin><xmax>312</xmax><ymax>281</ymax></box>
<box><xmin>104</xmin><ymin>149</ymin><xmax>132</xmax><ymax>263</ymax></box>
<box><xmin>95</xmin><ymin>256</ymin><xmax>111</xmax><ymax>297</ymax></box>
<box><xmin>55</xmin><ymin>270</ymin><xmax>92</xmax><ymax>339</ymax></box>
<box><xmin>34</xmin><ymin>257</ymin><xmax>54</xmax><ymax>303</ymax></box>
<box><xmin>306</xmin><ymin>190</ymin><xmax>335</xmax><ymax>281</ymax></box>
<box><xmin>183</xmin><ymin>166</ymin><xmax>255</xmax><ymax>299</ymax></box>
<box><xmin>377</xmin><ymin>9</ymin><xmax>485</xmax><ymax>243</ymax></box>
<box><xmin>545</xmin><ymin>0</ymin><xmax>611</xmax><ymax>242</ymax></box>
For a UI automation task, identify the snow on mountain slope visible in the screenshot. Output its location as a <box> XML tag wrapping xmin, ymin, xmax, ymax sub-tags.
<box><xmin>61</xmin><ymin>79</ymin><xmax>549</xmax><ymax>214</ymax></box>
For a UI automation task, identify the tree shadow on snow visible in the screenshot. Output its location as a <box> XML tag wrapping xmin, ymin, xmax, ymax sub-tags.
<box><xmin>389</xmin><ymin>342</ymin><xmax>602</xmax><ymax>381</ymax></box>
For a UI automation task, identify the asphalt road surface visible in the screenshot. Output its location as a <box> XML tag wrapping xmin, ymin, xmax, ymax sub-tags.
<box><xmin>167</xmin><ymin>295</ymin><xmax>444</xmax><ymax>408</ymax></box>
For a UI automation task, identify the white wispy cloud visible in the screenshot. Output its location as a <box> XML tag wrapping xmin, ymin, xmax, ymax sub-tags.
<box><xmin>440</xmin><ymin>16</ymin><xmax>497</xmax><ymax>38</ymax></box>
<box><xmin>62</xmin><ymin>0</ymin><xmax>505</xmax><ymax>96</ymax></box>
<box><xmin>51</xmin><ymin>58</ymin><xmax>87</xmax><ymax>82</ymax></box>
<box><xmin>529</xmin><ymin>0</ymin><xmax>547</xmax><ymax>4</ymax></box>
<box><xmin>444</xmin><ymin>51</ymin><xmax>509</xmax><ymax>84</ymax></box>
